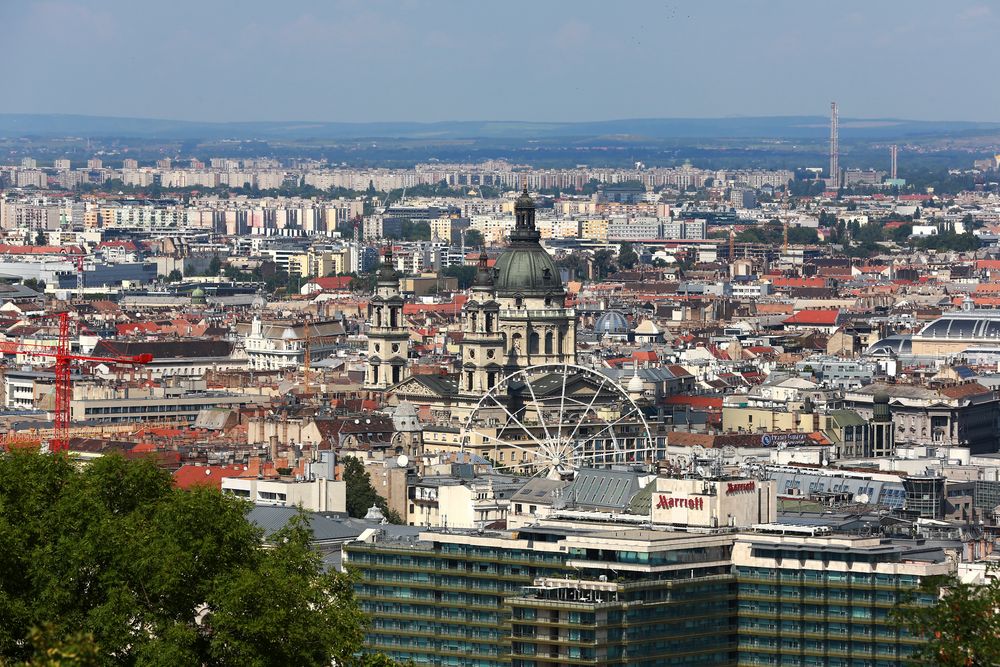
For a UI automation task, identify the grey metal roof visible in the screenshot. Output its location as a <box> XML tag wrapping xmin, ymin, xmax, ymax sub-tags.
<box><xmin>247</xmin><ymin>506</ymin><xmax>377</xmax><ymax>542</ymax></box>
<box><xmin>565</xmin><ymin>468</ymin><xmax>642</xmax><ymax>510</ymax></box>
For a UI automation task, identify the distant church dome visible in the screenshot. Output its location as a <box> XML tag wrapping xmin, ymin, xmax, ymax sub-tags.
<box><xmin>492</xmin><ymin>186</ymin><xmax>563</xmax><ymax>297</ymax></box>
<box><xmin>595</xmin><ymin>311</ymin><xmax>629</xmax><ymax>334</ymax></box>
<box><xmin>627</xmin><ymin>369</ymin><xmax>645</xmax><ymax>395</ymax></box>
<box><xmin>190</xmin><ymin>286</ymin><xmax>207</xmax><ymax>305</ymax></box>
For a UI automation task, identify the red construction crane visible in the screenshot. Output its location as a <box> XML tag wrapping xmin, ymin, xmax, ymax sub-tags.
<box><xmin>0</xmin><ymin>312</ymin><xmax>152</xmax><ymax>452</ymax></box>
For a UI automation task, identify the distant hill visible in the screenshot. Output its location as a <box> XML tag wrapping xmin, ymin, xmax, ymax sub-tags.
<box><xmin>1</xmin><ymin>113</ymin><xmax>998</xmax><ymax>142</ymax></box>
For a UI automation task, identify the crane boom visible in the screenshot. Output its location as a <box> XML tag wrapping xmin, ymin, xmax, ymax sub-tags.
<box><xmin>0</xmin><ymin>312</ymin><xmax>153</xmax><ymax>452</ymax></box>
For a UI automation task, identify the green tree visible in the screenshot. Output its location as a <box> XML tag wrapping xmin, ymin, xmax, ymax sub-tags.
<box><xmin>0</xmin><ymin>451</ymin><xmax>394</xmax><ymax>667</ymax></box>
<box><xmin>34</xmin><ymin>230</ymin><xmax>47</xmax><ymax>246</ymax></box>
<box><xmin>349</xmin><ymin>272</ymin><xmax>377</xmax><ymax>294</ymax></box>
<box><xmin>12</xmin><ymin>625</ymin><xmax>102</xmax><ymax>667</ymax></box>
<box><xmin>556</xmin><ymin>253</ymin><xmax>585</xmax><ymax>281</ymax></box>
<box><xmin>341</xmin><ymin>456</ymin><xmax>401</xmax><ymax>523</ymax></box>
<box><xmin>787</xmin><ymin>227</ymin><xmax>818</xmax><ymax>245</ymax></box>
<box><xmin>208</xmin><ymin>255</ymin><xmax>222</xmax><ymax>276</ymax></box>
<box><xmin>441</xmin><ymin>265</ymin><xmax>477</xmax><ymax>289</ymax></box>
<box><xmin>618</xmin><ymin>243</ymin><xmax>638</xmax><ymax>270</ymax></box>
<box><xmin>895</xmin><ymin>574</ymin><xmax>1000</xmax><ymax>666</ymax></box>
<box><xmin>464</xmin><ymin>229</ymin><xmax>485</xmax><ymax>248</ymax></box>
<box><xmin>889</xmin><ymin>223</ymin><xmax>913</xmax><ymax>244</ymax></box>
<box><xmin>592</xmin><ymin>249</ymin><xmax>617</xmax><ymax>280</ymax></box>
<box><xmin>913</xmin><ymin>230</ymin><xmax>981</xmax><ymax>252</ymax></box>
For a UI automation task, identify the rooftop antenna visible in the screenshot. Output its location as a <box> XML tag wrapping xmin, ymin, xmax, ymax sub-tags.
<box><xmin>829</xmin><ymin>102</ymin><xmax>840</xmax><ymax>189</ymax></box>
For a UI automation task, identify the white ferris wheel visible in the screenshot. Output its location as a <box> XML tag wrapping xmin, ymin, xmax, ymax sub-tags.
<box><xmin>462</xmin><ymin>363</ymin><xmax>659</xmax><ymax>479</ymax></box>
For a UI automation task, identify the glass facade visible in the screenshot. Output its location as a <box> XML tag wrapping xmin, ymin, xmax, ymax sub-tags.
<box><xmin>346</xmin><ymin>539</ymin><xmax>568</xmax><ymax>666</ymax></box>
<box><xmin>509</xmin><ymin>576</ymin><xmax>735</xmax><ymax>666</ymax></box>
<box><xmin>735</xmin><ymin>546</ymin><xmax>937</xmax><ymax>667</ymax></box>
<box><xmin>347</xmin><ymin>531</ymin><xmax>943</xmax><ymax>667</ymax></box>
<box><xmin>346</xmin><ymin>531</ymin><xmax>737</xmax><ymax>666</ymax></box>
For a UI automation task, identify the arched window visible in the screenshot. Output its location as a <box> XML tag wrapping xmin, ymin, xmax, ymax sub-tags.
<box><xmin>544</xmin><ymin>331</ymin><xmax>553</xmax><ymax>354</ymax></box>
<box><xmin>529</xmin><ymin>332</ymin><xmax>540</xmax><ymax>355</ymax></box>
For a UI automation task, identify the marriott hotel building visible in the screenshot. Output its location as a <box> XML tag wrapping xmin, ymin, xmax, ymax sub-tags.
<box><xmin>345</xmin><ymin>476</ymin><xmax>951</xmax><ymax>666</ymax></box>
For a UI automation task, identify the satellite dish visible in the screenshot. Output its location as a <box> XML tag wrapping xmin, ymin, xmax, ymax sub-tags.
<box><xmin>722</xmin><ymin>445</ymin><xmax>738</xmax><ymax>462</ymax></box>
<box><xmin>856</xmin><ymin>493</ymin><xmax>870</xmax><ymax>504</ymax></box>
<box><xmin>396</xmin><ymin>454</ymin><xmax>409</xmax><ymax>468</ymax></box>
<box><xmin>692</xmin><ymin>445</ymin><xmax>706</xmax><ymax>459</ymax></box>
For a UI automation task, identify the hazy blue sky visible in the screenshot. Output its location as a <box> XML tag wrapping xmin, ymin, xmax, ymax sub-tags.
<box><xmin>2</xmin><ymin>0</ymin><xmax>997</xmax><ymax>123</ymax></box>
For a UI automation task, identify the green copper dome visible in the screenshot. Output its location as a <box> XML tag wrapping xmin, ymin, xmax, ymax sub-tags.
<box><xmin>493</xmin><ymin>187</ymin><xmax>564</xmax><ymax>297</ymax></box>
<box><xmin>493</xmin><ymin>244</ymin><xmax>562</xmax><ymax>296</ymax></box>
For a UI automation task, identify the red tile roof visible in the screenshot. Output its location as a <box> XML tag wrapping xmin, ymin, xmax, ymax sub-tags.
<box><xmin>172</xmin><ymin>463</ymin><xmax>249</xmax><ymax>490</ymax></box>
<box><xmin>96</xmin><ymin>240</ymin><xmax>139</xmax><ymax>251</ymax></box>
<box><xmin>662</xmin><ymin>395</ymin><xmax>722</xmax><ymax>409</ymax></box>
<box><xmin>306</xmin><ymin>276</ymin><xmax>353</xmax><ymax>290</ymax></box>
<box><xmin>0</xmin><ymin>244</ymin><xmax>83</xmax><ymax>255</ymax></box>
<box><xmin>770</xmin><ymin>277</ymin><xmax>826</xmax><ymax>289</ymax></box>
<box><xmin>784</xmin><ymin>309</ymin><xmax>840</xmax><ymax>326</ymax></box>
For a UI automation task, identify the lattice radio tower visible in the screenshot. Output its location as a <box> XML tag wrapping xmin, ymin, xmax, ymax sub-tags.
<box><xmin>829</xmin><ymin>101</ymin><xmax>839</xmax><ymax>189</ymax></box>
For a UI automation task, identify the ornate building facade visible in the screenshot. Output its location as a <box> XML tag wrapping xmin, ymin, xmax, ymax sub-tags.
<box><xmin>365</xmin><ymin>247</ymin><xmax>410</xmax><ymax>392</ymax></box>
<box><xmin>385</xmin><ymin>187</ymin><xmax>577</xmax><ymax>418</ymax></box>
<box><xmin>492</xmin><ymin>186</ymin><xmax>576</xmax><ymax>370</ymax></box>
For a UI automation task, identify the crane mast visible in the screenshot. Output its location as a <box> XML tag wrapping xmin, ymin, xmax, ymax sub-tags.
<box><xmin>0</xmin><ymin>312</ymin><xmax>153</xmax><ymax>452</ymax></box>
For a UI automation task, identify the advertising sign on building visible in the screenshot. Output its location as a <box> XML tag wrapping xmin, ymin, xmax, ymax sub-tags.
<box><xmin>651</xmin><ymin>477</ymin><xmax>776</xmax><ymax>528</ymax></box>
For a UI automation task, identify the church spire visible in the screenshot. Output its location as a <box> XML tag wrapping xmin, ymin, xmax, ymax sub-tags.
<box><xmin>513</xmin><ymin>181</ymin><xmax>538</xmax><ymax>240</ymax></box>
<box><xmin>472</xmin><ymin>247</ymin><xmax>494</xmax><ymax>292</ymax></box>
<box><xmin>376</xmin><ymin>243</ymin><xmax>399</xmax><ymax>286</ymax></box>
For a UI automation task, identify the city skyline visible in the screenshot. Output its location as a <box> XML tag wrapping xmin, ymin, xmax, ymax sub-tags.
<box><xmin>3</xmin><ymin>0</ymin><xmax>999</xmax><ymax>124</ymax></box>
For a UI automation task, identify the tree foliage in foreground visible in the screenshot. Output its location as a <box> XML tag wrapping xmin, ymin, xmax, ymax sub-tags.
<box><xmin>895</xmin><ymin>574</ymin><xmax>1000</xmax><ymax>666</ymax></box>
<box><xmin>0</xmin><ymin>450</ymin><xmax>396</xmax><ymax>667</ymax></box>
<box><xmin>341</xmin><ymin>456</ymin><xmax>402</xmax><ymax>524</ymax></box>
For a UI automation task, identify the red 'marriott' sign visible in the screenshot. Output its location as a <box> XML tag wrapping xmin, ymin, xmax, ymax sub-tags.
<box><xmin>726</xmin><ymin>481</ymin><xmax>755</xmax><ymax>495</ymax></box>
<box><xmin>655</xmin><ymin>495</ymin><xmax>704</xmax><ymax>510</ymax></box>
